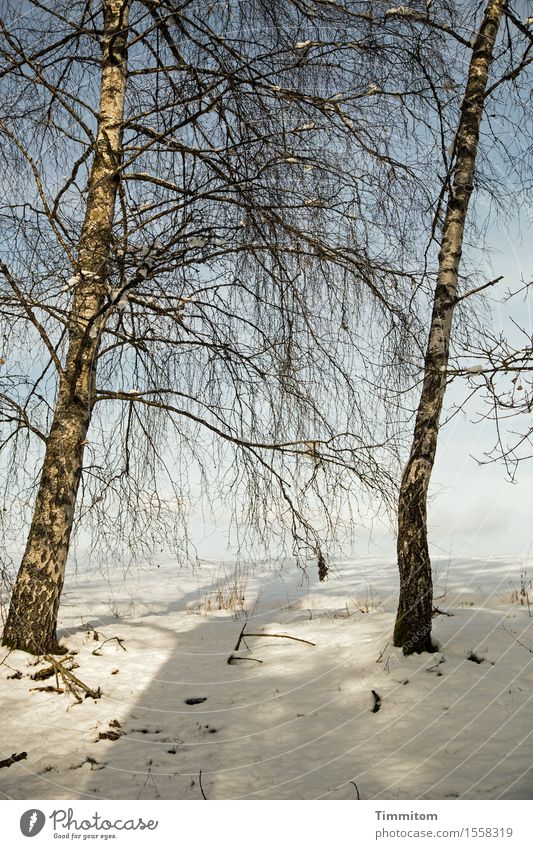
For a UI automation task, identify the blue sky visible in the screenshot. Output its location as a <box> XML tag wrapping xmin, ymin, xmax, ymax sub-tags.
<box><xmin>425</xmin><ymin>217</ymin><xmax>533</xmax><ymax>561</ymax></box>
<box><xmin>182</xmin><ymin>213</ymin><xmax>533</xmax><ymax>565</ymax></box>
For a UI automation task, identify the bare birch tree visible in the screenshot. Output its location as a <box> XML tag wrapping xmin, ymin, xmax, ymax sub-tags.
<box><xmin>2</xmin><ymin>0</ymin><xmax>133</xmax><ymax>652</ymax></box>
<box><xmin>390</xmin><ymin>0</ymin><xmax>533</xmax><ymax>652</ymax></box>
<box><xmin>0</xmin><ymin>0</ymin><xmax>434</xmax><ymax>653</ymax></box>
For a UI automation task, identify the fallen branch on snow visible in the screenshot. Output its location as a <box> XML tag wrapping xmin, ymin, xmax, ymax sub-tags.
<box><xmin>234</xmin><ymin>626</ymin><xmax>315</xmax><ymax>652</ymax></box>
<box><xmin>44</xmin><ymin>654</ymin><xmax>101</xmax><ymax>703</ymax></box>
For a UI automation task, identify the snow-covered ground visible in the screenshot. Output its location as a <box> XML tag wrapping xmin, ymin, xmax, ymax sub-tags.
<box><xmin>1</xmin><ymin>556</ymin><xmax>532</xmax><ymax>800</ymax></box>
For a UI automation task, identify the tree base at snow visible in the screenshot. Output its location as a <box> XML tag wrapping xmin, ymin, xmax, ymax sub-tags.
<box><xmin>393</xmin><ymin>610</ymin><xmax>439</xmax><ymax>655</ymax></box>
<box><xmin>3</xmin><ymin>578</ymin><xmax>67</xmax><ymax>656</ymax></box>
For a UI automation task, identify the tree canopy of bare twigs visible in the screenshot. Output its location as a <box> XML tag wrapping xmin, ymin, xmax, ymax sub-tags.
<box><xmin>0</xmin><ymin>0</ymin><xmax>451</xmax><ymax>653</ymax></box>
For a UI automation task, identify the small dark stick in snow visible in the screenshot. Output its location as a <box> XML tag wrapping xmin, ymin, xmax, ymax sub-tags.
<box><xmin>227</xmin><ymin>654</ymin><xmax>263</xmax><ymax>665</ymax></box>
<box><xmin>199</xmin><ymin>770</ymin><xmax>207</xmax><ymax>800</ymax></box>
<box><xmin>0</xmin><ymin>751</ymin><xmax>27</xmax><ymax>769</ymax></box>
<box><xmin>350</xmin><ymin>780</ymin><xmax>361</xmax><ymax>799</ymax></box>
<box><xmin>371</xmin><ymin>690</ymin><xmax>381</xmax><ymax>713</ymax></box>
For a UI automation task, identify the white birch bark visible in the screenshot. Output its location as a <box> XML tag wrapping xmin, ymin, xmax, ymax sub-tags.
<box><xmin>3</xmin><ymin>0</ymin><xmax>131</xmax><ymax>653</ymax></box>
<box><xmin>393</xmin><ymin>0</ymin><xmax>507</xmax><ymax>653</ymax></box>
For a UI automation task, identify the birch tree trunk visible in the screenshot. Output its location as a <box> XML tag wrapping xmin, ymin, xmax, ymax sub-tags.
<box><xmin>393</xmin><ymin>0</ymin><xmax>506</xmax><ymax>654</ymax></box>
<box><xmin>3</xmin><ymin>0</ymin><xmax>130</xmax><ymax>654</ymax></box>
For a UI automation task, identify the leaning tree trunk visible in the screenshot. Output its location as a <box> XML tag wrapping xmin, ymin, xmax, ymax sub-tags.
<box><xmin>2</xmin><ymin>0</ymin><xmax>130</xmax><ymax>654</ymax></box>
<box><xmin>393</xmin><ymin>0</ymin><xmax>506</xmax><ymax>654</ymax></box>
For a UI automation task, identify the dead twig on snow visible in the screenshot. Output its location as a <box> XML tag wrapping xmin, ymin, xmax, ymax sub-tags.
<box><xmin>376</xmin><ymin>641</ymin><xmax>389</xmax><ymax>663</ymax></box>
<box><xmin>92</xmin><ymin>636</ymin><xmax>127</xmax><ymax>655</ymax></box>
<box><xmin>501</xmin><ymin>622</ymin><xmax>533</xmax><ymax>654</ymax></box>
<box><xmin>227</xmin><ymin>654</ymin><xmax>263</xmax><ymax>665</ymax></box>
